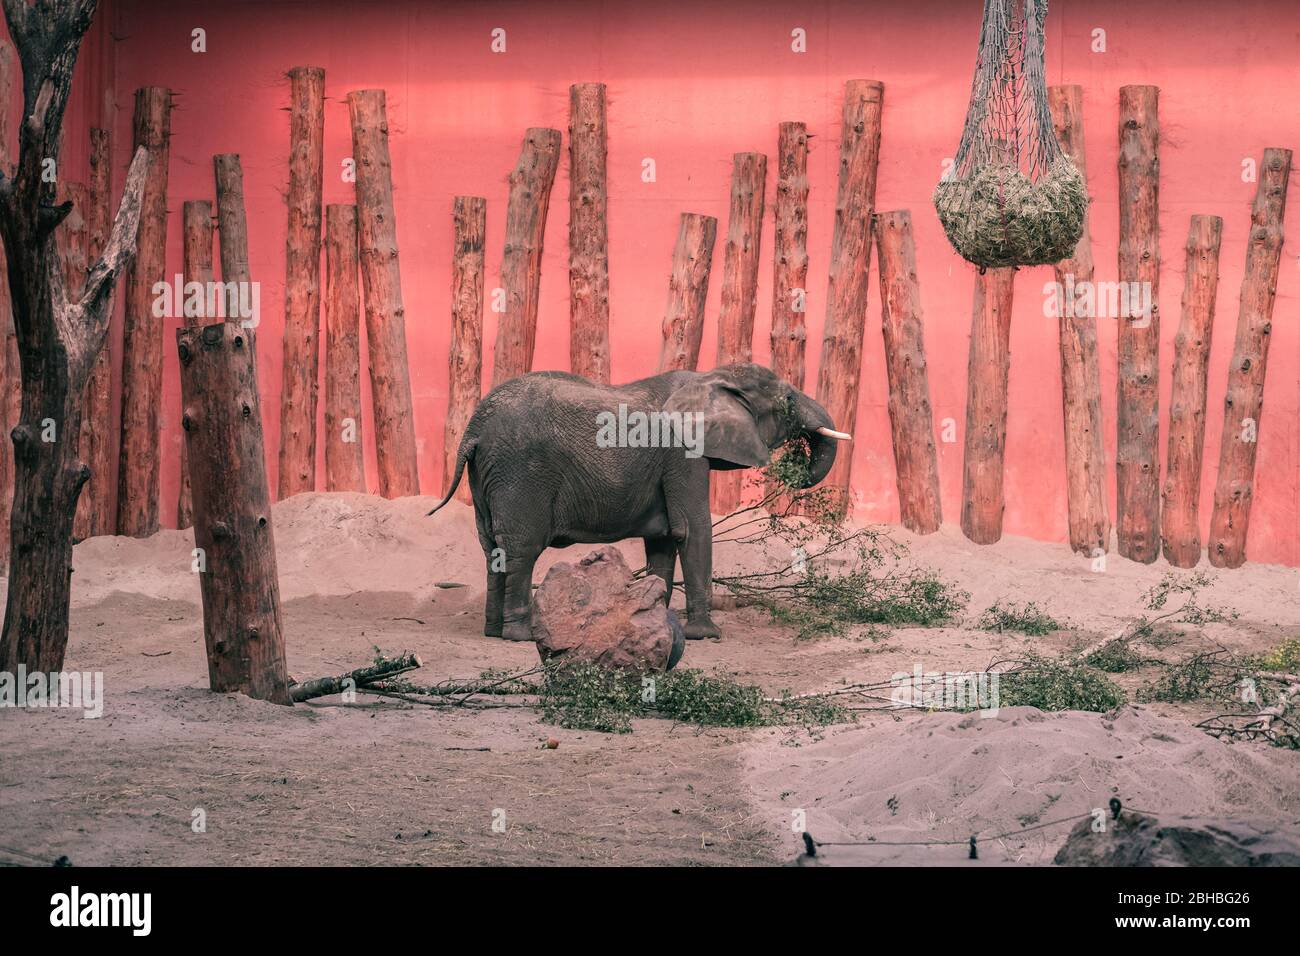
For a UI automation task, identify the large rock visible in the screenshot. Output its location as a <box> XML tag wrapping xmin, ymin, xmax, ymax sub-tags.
<box><xmin>531</xmin><ymin>546</ymin><xmax>685</xmax><ymax>672</ymax></box>
<box><xmin>1054</xmin><ymin>812</ymin><xmax>1300</xmax><ymax>866</ymax></box>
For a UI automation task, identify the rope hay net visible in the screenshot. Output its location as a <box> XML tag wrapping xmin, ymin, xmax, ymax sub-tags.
<box><xmin>933</xmin><ymin>0</ymin><xmax>1087</xmax><ymax>269</ymax></box>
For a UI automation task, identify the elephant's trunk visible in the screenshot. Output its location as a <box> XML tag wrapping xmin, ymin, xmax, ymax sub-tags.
<box><xmin>792</xmin><ymin>393</ymin><xmax>842</xmax><ymax>488</ymax></box>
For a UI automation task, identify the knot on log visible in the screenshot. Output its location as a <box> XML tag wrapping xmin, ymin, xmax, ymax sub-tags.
<box><xmin>178</xmin><ymin>341</ymin><xmax>192</xmax><ymax>364</ymax></box>
<box><xmin>202</xmin><ymin>325</ymin><xmax>223</xmax><ymax>346</ymax></box>
<box><xmin>241</xmin><ymin>403</ymin><xmax>252</xmax><ymax>419</ymax></box>
<box><xmin>182</xmin><ymin>410</ymin><xmax>195</xmax><ymax>431</ymax></box>
<box><xmin>211</xmin><ymin>521</ymin><xmax>231</xmax><ymax>540</ymax></box>
<box><xmin>11</xmin><ymin>424</ymin><xmax>31</xmax><ymax>445</ymax></box>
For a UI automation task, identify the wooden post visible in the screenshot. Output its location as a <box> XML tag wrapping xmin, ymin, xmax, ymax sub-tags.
<box><xmin>568</xmin><ymin>84</ymin><xmax>610</xmax><ymax>383</ymax></box>
<box><xmin>0</xmin><ymin>35</ymin><xmax>14</xmax><ymax>571</ymax></box>
<box><xmin>116</xmin><ymin>86</ymin><xmax>172</xmax><ymax>538</ymax></box>
<box><xmin>961</xmin><ymin>268</ymin><xmax>1014</xmax><ymax>544</ymax></box>
<box><xmin>446</xmin><ymin>196</ymin><xmax>486</xmax><ymax>505</ymax></box>
<box><xmin>1161</xmin><ymin>215</ymin><xmax>1222</xmax><ymax>567</ymax></box>
<box><xmin>492</xmin><ymin>127</ymin><xmax>563</xmax><ymax>388</ymax></box>
<box><xmin>711</xmin><ymin>151</ymin><xmax>768</xmax><ymax>514</ymax></box>
<box><xmin>278</xmin><ymin>66</ymin><xmax>325</xmax><ymax>500</ymax></box>
<box><xmin>815</xmin><ymin>79</ymin><xmax>884</xmax><ymax>512</ymax></box>
<box><xmin>177</xmin><ymin>200</ymin><xmax>216</xmax><ymax>529</ymax></box>
<box><xmin>323</xmin><ymin>204</ymin><xmax>366</xmax><ymax>493</ymax></box>
<box><xmin>1208</xmin><ymin>148</ymin><xmax>1292</xmax><ymax>568</ymax></box>
<box><xmin>1116</xmin><ymin>85</ymin><xmax>1161</xmax><ymax>563</ymax></box>
<box><xmin>213</xmin><ymin>153</ymin><xmax>253</xmax><ymax>306</ymax></box>
<box><xmin>84</xmin><ymin>127</ymin><xmax>114</xmax><ymax>537</ymax></box>
<box><xmin>57</xmin><ymin>182</ymin><xmax>90</xmax><ymax>540</ymax></box>
<box><xmin>1048</xmin><ymin>85</ymin><xmax>1109</xmax><ymax>556</ymax></box>
<box><xmin>875</xmin><ymin>210</ymin><xmax>942</xmax><ymax>534</ymax></box>
<box><xmin>177</xmin><ymin>322</ymin><xmax>290</xmax><ymax>705</ymax></box>
<box><xmin>656</xmin><ymin>213</ymin><xmax>718</xmax><ymax>372</ymax></box>
<box><xmin>347</xmin><ymin>89</ymin><xmax>420</xmax><ymax>497</ymax></box>
<box><xmin>770</xmin><ymin>121</ymin><xmax>810</xmax><ymax>390</ymax></box>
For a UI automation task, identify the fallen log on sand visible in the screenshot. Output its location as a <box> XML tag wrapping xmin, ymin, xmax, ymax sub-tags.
<box><xmin>290</xmin><ymin>652</ymin><xmax>422</xmax><ymax>703</ymax></box>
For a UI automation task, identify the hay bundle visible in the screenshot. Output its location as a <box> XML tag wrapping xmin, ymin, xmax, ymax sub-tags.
<box><xmin>933</xmin><ymin>157</ymin><xmax>1087</xmax><ymax>269</ymax></box>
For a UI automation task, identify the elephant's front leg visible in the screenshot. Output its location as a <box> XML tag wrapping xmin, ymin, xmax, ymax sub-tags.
<box><xmin>676</xmin><ymin>487</ymin><xmax>721</xmax><ymax>641</ymax></box>
<box><xmin>643</xmin><ymin>536</ymin><xmax>677</xmax><ymax>605</ymax></box>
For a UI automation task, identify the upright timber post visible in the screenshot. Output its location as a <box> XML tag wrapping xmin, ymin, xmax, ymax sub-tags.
<box><xmin>769</xmin><ymin>121</ymin><xmax>810</xmax><ymax>390</ymax></box>
<box><xmin>961</xmin><ymin>268</ymin><xmax>1014</xmax><ymax>544</ymax></box>
<box><xmin>568</xmin><ymin>84</ymin><xmax>611</xmax><ymax>383</ymax></box>
<box><xmin>323</xmin><ymin>204</ymin><xmax>366</xmax><ymax>493</ymax></box>
<box><xmin>177</xmin><ymin>200</ymin><xmax>216</xmax><ymax>529</ymax></box>
<box><xmin>656</xmin><ymin>213</ymin><xmax>717</xmax><ymax>372</ymax></box>
<box><xmin>446</xmin><ymin>196</ymin><xmax>486</xmax><ymax>505</ymax></box>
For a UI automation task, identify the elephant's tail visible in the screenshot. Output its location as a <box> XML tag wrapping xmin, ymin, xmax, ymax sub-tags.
<box><xmin>426</xmin><ymin>437</ymin><xmax>476</xmax><ymax>516</ymax></box>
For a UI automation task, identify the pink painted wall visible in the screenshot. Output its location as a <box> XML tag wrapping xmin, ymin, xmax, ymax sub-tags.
<box><xmin>91</xmin><ymin>0</ymin><xmax>1299</xmax><ymax>563</ymax></box>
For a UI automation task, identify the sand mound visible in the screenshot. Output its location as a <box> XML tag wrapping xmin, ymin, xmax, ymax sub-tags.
<box><xmin>746</xmin><ymin>705</ymin><xmax>1300</xmax><ymax>866</ymax></box>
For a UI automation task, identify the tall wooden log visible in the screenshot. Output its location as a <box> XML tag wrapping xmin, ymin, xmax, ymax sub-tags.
<box><xmin>568</xmin><ymin>84</ymin><xmax>610</xmax><ymax>383</ymax></box>
<box><xmin>278</xmin><ymin>66</ymin><xmax>325</xmax><ymax>500</ymax></box>
<box><xmin>56</xmin><ymin>182</ymin><xmax>89</xmax><ymax>540</ymax></box>
<box><xmin>492</xmin><ymin>127</ymin><xmax>563</xmax><ymax>388</ymax></box>
<box><xmin>116</xmin><ymin>86</ymin><xmax>172</xmax><ymax>538</ymax></box>
<box><xmin>323</xmin><ymin>204</ymin><xmax>366</xmax><ymax>493</ymax></box>
<box><xmin>85</xmin><ymin>127</ymin><xmax>114</xmax><ymax>537</ymax></box>
<box><xmin>961</xmin><ymin>268</ymin><xmax>1014</xmax><ymax>544</ymax></box>
<box><xmin>177</xmin><ymin>200</ymin><xmax>216</xmax><ymax>529</ymax></box>
<box><xmin>656</xmin><ymin>213</ymin><xmax>718</xmax><ymax>372</ymax></box>
<box><xmin>1116</xmin><ymin>85</ymin><xmax>1161</xmax><ymax>563</ymax></box>
<box><xmin>815</xmin><ymin>79</ymin><xmax>884</xmax><ymax>512</ymax></box>
<box><xmin>1048</xmin><ymin>85</ymin><xmax>1109</xmax><ymax>556</ymax></box>
<box><xmin>1208</xmin><ymin>148</ymin><xmax>1292</xmax><ymax>568</ymax></box>
<box><xmin>347</xmin><ymin>89</ymin><xmax>420</xmax><ymax>497</ymax></box>
<box><xmin>0</xmin><ymin>34</ymin><xmax>14</xmax><ymax>571</ymax></box>
<box><xmin>874</xmin><ymin>210</ymin><xmax>941</xmax><ymax>534</ymax></box>
<box><xmin>446</xmin><ymin>196</ymin><xmax>485</xmax><ymax>505</ymax></box>
<box><xmin>1161</xmin><ymin>215</ymin><xmax>1222</xmax><ymax>567</ymax></box>
<box><xmin>213</xmin><ymin>153</ymin><xmax>252</xmax><ymax>319</ymax></box>
<box><xmin>177</xmin><ymin>322</ymin><xmax>290</xmax><ymax>705</ymax></box>
<box><xmin>711</xmin><ymin>152</ymin><xmax>768</xmax><ymax>514</ymax></box>
<box><xmin>769</xmin><ymin>121</ymin><xmax>810</xmax><ymax>390</ymax></box>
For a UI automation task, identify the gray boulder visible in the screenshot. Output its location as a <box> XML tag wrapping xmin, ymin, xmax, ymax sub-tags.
<box><xmin>1054</xmin><ymin>812</ymin><xmax>1300</xmax><ymax>866</ymax></box>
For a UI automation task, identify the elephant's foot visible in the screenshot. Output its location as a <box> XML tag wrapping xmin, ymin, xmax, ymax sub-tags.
<box><xmin>683</xmin><ymin>615</ymin><xmax>722</xmax><ymax>641</ymax></box>
<box><xmin>484</xmin><ymin>620</ymin><xmax>503</xmax><ymax>638</ymax></box>
<box><xmin>500</xmin><ymin>621</ymin><xmax>534</xmax><ymax>643</ymax></box>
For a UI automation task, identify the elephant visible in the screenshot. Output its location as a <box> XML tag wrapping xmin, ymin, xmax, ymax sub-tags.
<box><xmin>427</xmin><ymin>363</ymin><xmax>849</xmax><ymax>643</ymax></box>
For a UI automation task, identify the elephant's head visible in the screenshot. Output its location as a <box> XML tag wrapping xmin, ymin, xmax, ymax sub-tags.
<box><xmin>663</xmin><ymin>363</ymin><xmax>848</xmax><ymax>487</ymax></box>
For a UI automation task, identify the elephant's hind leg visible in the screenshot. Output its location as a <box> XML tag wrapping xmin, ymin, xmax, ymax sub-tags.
<box><xmin>643</xmin><ymin>536</ymin><xmax>677</xmax><ymax>605</ymax></box>
<box><xmin>499</xmin><ymin>538</ymin><xmax>544</xmax><ymax>643</ymax></box>
<box><xmin>473</xmin><ymin>496</ymin><xmax>505</xmax><ymax>638</ymax></box>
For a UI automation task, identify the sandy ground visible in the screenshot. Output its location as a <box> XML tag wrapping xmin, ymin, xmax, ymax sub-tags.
<box><xmin>1</xmin><ymin>492</ymin><xmax>1297</xmax><ymax>866</ymax></box>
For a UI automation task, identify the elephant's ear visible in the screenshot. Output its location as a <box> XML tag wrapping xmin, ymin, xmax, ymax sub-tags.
<box><xmin>663</xmin><ymin>378</ymin><xmax>770</xmax><ymax>468</ymax></box>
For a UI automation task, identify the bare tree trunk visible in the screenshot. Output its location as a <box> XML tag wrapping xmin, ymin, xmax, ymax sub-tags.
<box><xmin>1208</xmin><ymin>148</ymin><xmax>1292</xmax><ymax>568</ymax></box>
<box><xmin>492</xmin><ymin>127</ymin><xmax>562</xmax><ymax>387</ymax></box>
<box><xmin>1161</xmin><ymin>215</ymin><xmax>1222</xmax><ymax>567</ymax></box>
<box><xmin>0</xmin><ymin>0</ymin><xmax>152</xmax><ymax>673</ymax></box>
<box><xmin>711</xmin><ymin>151</ymin><xmax>767</xmax><ymax>514</ymax></box>
<box><xmin>961</xmin><ymin>268</ymin><xmax>1014</xmax><ymax>544</ymax></box>
<box><xmin>177</xmin><ymin>322</ymin><xmax>290</xmax><ymax>704</ymax></box>
<box><xmin>769</xmin><ymin>121</ymin><xmax>810</xmax><ymax>390</ymax></box>
<box><xmin>656</xmin><ymin>213</ymin><xmax>717</xmax><ymax>372</ymax></box>
<box><xmin>0</xmin><ymin>32</ymin><xmax>14</xmax><ymax>572</ymax></box>
<box><xmin>116</xmin><ymin>86</ymin><xmax>171</xmax><ymax>537</ymax></box>
<box><xmin>1048</xmin><ymin>85</ymin><xmax>1109</xmax><ymax>556</ymax></box>
<box><xmin>446</xmin><ymin>196</ymin><xmax>485</xmax><ymax>505</ymax></box>
<box><xmin>57</xmin><ymin>182</ymin><xmax>89</xmax><ymax>541</ymax></box>
<box><xmin>85</xmin><ymin>126</ymin><xmax>113</xmax><ymax>536</ymax></box>
<box><xmin>568</xmin><ymin>83</ymin><xmax>610</xmax><ymax>383</ymax></box>
<box><xmin>278</xmin><ymin>66</ymin><xmax>325</xmax><ymax>500</ymax></box>
<box><xmin>875</xmin><ymin>210</ymin><xmax>941</xmax><ymax>534</ymax></box>
<box><xmin>1116</xmin><ymin>85</ymin><xmax>1161</xmax><ymax>563</ymax></box>
<box><xmin>323</xmin><ymin>204</ymin><xmax>365</xmax><ymax>493</ymax></box>
<box><xmin>177</xmin><ymin>200</ymin><xmax>215</xmax><ymax>529</ymax></box>
<box><xmin>213</xmin><ymin>152</ymin><xmax>252</xmax><ymax>315</ymax></box>
<box><xmin>347</xmin><ymin>89</ymin><xmax>419</xmax><ymax>497</ymax></box>
<box><xmin>815</xmin><ymin>79</ymin><xmax>884</xmax><ymax>513</ymax></box>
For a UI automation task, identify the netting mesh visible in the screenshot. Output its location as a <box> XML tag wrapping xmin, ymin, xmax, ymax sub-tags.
<box><xmin>933</xmin><ymin>0</ymin><xmax>1087</xmax><ymax>269</ymax></box>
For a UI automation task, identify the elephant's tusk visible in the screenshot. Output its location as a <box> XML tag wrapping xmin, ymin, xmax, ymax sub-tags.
<box><xmin>815</xmin><ymin>427</ymin><xmax>852</xmax><ymax>441</ymax></box>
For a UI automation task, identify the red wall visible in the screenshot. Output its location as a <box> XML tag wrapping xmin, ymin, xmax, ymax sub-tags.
<box><xmin>90</xmin><ymin>0</ymin><xmax>1299</xmax><ymax>563</ymax></box>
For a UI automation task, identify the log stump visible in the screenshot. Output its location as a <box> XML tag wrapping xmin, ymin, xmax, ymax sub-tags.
<box><xmin>961</xmin><ymin>268</ymin><xmax>1014</xmax><ymax>544</ymax></box>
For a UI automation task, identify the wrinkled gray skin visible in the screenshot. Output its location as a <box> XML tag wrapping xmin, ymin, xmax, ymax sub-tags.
<box><xmin>428</xmin><ymin>363</ymin><xmax>839</xmax><ymax>643</ymax></box>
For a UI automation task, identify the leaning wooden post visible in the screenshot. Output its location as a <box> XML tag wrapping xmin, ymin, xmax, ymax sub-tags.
<box><xmin>568</xmin><ymin>84</ymin><xmax>610</xmax><ymax>383</ymax></box>
<box><xmin>815</xmin><ymin>79</ymin><xmax>884</xmax><ymax>513</ymax></box>
<box><xmin>961</xmin><ymin>268</ymin><xmax>1014</xmax><ymax>544</ymax></box>
<box><xmin>85</xmin><ymin>127</ymin><xmax>114</xmax><ymax>536</ymax></box>
<box><xmin>347</xmin><ymin>89</ymin><xmax>420</xmax><ymax>497</ymax></box>
<box><xmin>1161</xmin><ymin>215</ymin><xmax>1223</xmax><ymax>567</ymax></box>
<box><xmin>278</xmin><ymin>66</ymin><xmax>325</xmax><ymax>500</ymax></box>
<box><xmin>323</xmin><ymin>204</ymin><xmax>366</xmax><ymax>493</ymax></box>
<box><xmin>446</xmin><ymin>196</ymin><xmax>486</xmax><ymax>504</ymax></box>
<box><xmin>117</xmin><ymin>86</ymin><xmax>172</xmax><ymax>537</ymax></box>
<box><xmin>58</xmin><ymin>183</ymin><xmax>91</xmax><ymax>540</ymax></box>
<box><xmin>1208</xmin><ymin>148</ymin><xmax>1292</xmax><ymax>568</ymax></box>
<box><xmin>1116</xmin><ymin>85</ymin><xmax>1161</xmax><ymax>563</ymax></box>
<box><xmin>213</xmin><ymin>153</ymin><xmax>253</xmax><ymax>313</ymax></box>
<box><xmin>770</xmin><ymin>121</ymin><xmax>810</xmax><ymax>390</ymax></box>
<box><xmin>875</xmin><ymin>210</ymin><xmax>942</xmax><ymax>534</ymax></box>
<box><xmin>0</xmin><ymin>35</ymin><xmax>14</xmax><ymax>569</ymax></box>
<box><xmin>177</xmin><ymin>200</ymin><xmax>216</xmax><ymax>529</ymax></box>
<box><xmin>492</xmin><ymin>127</ymin><xmax>563</xmax><ymax>387</ymax></box>
<box><xmin>711</xmin><ymin>151</ymin><xmax>768</xmax><ymax>514</ymax></box>
<box><xmin>1048</xmin><ymin>85</ymin><xmax>1109</xmax><ymax>556</ymax></box>
<box><xmin>657</xmin><ymin>212</ymin><xmax>718</xmax><ymax>372</ymax></box>
<box><xmin>178</xmin><ymin>323</ymin><xmax>290</xmax><ymax>705</ymax></box>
